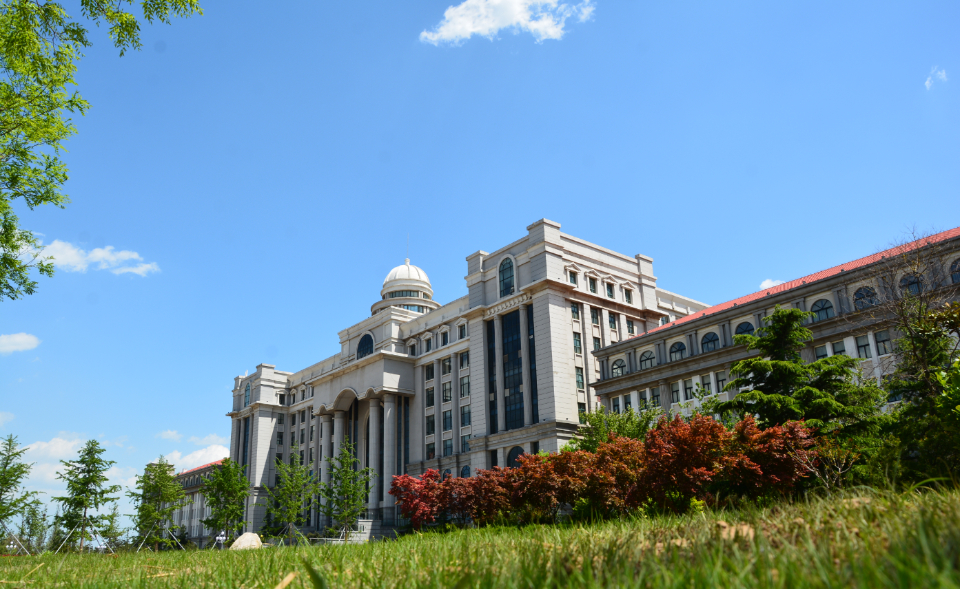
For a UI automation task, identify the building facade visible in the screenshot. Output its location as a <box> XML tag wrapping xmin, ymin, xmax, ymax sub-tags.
<box><xmin>170</xmin><ymin>459</ymin><xmax>223</xmax><ymax>547</ymax></box>
<box><xmin>590</xmin><ymin>227</ymin><xmax>960</xmax><ymax>416</ymax></box>
<box><xmin>226</xmin><ymin>219</ymin><xmax>706</xmax><ymax>532</ymax></box>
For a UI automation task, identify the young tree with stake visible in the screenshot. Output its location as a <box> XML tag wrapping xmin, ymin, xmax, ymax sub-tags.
<box><xmin>53</xmin><ymin>439</ymin><xmax>120</xmax><ymax>552</ymax></box>
<box><xmin>260</xmin><ymin>444</ymin><xmax>320</xmax><ymax>546</ymax></box>
<box><xmin>128</xmin><ymin>456</ymin><xmax>187</xmax><ymax>551</ymax></box>
<box><xmin>199</xmin><ymin>458</ymin><xmax>248</xmax><ymax>542</ymax></box>
<box><xmin>0</xmin><ymin>435</ymin><xmax>36</xmax><ymax>529</ymax></box>
<box><xmin>318</xmin><ymin>440</ymin><xmax>373</xmax><ymax>538</ymax></box>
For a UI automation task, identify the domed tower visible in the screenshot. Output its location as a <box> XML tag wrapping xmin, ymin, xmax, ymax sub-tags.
<box><xmin>371</xmin><ymin>259</ymin><xmax>441</xmax><ymax>316</ymax></box>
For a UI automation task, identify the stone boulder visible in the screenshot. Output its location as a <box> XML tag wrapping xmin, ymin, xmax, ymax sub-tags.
<box><xmin>229</xmin><ymin>532</ymin><xmax>263</xmax><ymax>550</ymax></box>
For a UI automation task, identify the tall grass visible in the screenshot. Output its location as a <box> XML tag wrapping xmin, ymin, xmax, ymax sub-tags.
<box><xmin>2</xmin><ymin>488</ymin><xmax>959</xmax><ymax>588</ymax></box>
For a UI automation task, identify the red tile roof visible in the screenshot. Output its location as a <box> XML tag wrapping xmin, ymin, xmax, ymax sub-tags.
<box><xmin>178</xmin><ymin>459</ymin><xmax>225</xmax><ymax>476</ymax></box>
<box><xmin>631</xmin><ymin>226</ymin><xmax>960</xmax><ymax>342</ymax></box>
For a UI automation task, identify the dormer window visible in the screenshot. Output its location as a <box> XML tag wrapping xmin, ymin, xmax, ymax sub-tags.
<box><xmin>588</xmin><ymin>277</ymin><xmax>597</xmax><ymax>293</ymax></box>
<box><xmin>606</xmin><ymin>283</ymin><xmax>615</xmax><ymax>298</ymax></box>
<box><xmin>458</xmin><ymin>324</ymin><xmax>466</xmax><ymax>339</ymax></box>
<box><xmin>569</xmin><ymin>271</ymin><xmax>578</xmax><ymax>285</ymax></box>
<box><xmin>441</xmin><ymin>331</ymin><xmax>449</xmax><ymax>346</ymax></box>
<box><xmin>499</xmin><ymin>258</ymin><xmax>515</xmax><ymax>298</ymax></box>
<box><xmin>357</xmin><ymin>334</ymin><xmax>374</xmax><ymax>359</ymax></box>
<box><xmin>425</xmin><ymin>338</ymin><xmax>433</xmax><ymax>353</ymax></box>
<box><xmin>624</xmin><ymin>289</ymin><xmax>633</xmax><ymax>304</ymax></box>
<box><xmin>408</xmin><ymin>344</ymin><xmax>416</xmax><ymax>356</ymax></box>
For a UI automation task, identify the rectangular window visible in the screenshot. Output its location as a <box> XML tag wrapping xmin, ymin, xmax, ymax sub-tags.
<box><xmin>606</xmin><ymin>283</ymin><xmax>615</xmax><ymax>298</ymax></box>
<box><xmin>278</xmin><ymin>394</ymin><xmax>285</xmax><ymax>406</ymax></box>
<box><xmin>684</xmin><ymin>379</ymin><xmax>694</xmax><ymax>400</ymax></box>
<box><xmin>426</xmin><ymin>443</ymin><xmax>436</xmax><ymax>460</ymax></box>
<box><xmin>460</xmin><ymin>404</ymin><xmax>471</xmax><ymax>427</ymax></box>
<box><xmin>460</xmin><ymin>375</ymin><xmax>470</xmax><ymax>397</ymax></box>
<box><xmin>408</xmin><ymin>344</ymin><xmax>416</xmax><ymax>356</ymax></box>
<box><xmin>458</xmin><ymin>324</ymin><xmax>467</xmax><ymax>339</ymax></box>
<box><xmin>815</xmin><ymin>345</ymin><xmax>828</xmax><ymax>360</ymax></box>
<box><xmin>856</xmin><ymin>335</ymin><xmax>872</xmax><ymax>359</ymax></box>
<box><xmin>300</xmin><ymin>429</ymin><xmax>305</xmax><ymax>444</ymax></box>
<box><xmin>425</xmin><ymin>364</ymin><xmax>435</xmax><ymax>381</ymax></box>
<box><xmin>627</xmin><ymin>320</ymin><xmax>635</xmax><ymax>335</ymax></box>
<box><xmin>275</xmin><ymin>453</ymin><xmax>282</xmax><ymax>466</ymax></box>
<box><xmin>460</xmin><ymin>352</ymin><xmax>469</xmax><ymax>369</ymax></box>
<box><xmin>700</xmin><ymin>375</ymin><xmax>711</xmax><ymax>394</ymax></box>
<box><xmin>624</xmin><ymin>395</ymin><xmax>632</xmax><ymax>411</ymax></box>
<box><xmin>571</xmin><ymin>302</ymin><xmax>580</xmax><ymax>320</ymax></box>
<box><xmin>593</xmin><ymin>337</ymin><xmax>601</xmax><ymax>352</ymax></box>
<box><xmin>461</xmin><ymin>435</ymin><xmax>471</xmax><ymax>453</ymax></box>
<box><xmin>292</xmin><ymin>414</ymin><xmax>297</xmax><ymax>426</ymax></box>
<box><xmin>277</xmin><ymin>414</ymin><xmax>284</xmax><ymax>425</ymax></box>
<box><xmin>442</xmin><ymin>381</ymin><xmax>452</xmax><ymax>403</ymax></box>
<box><xmin>426</xmin><ymin>339</ymin><xmax>433</xmax><ymax>353</ymax></box>
<box><xmin>671</xmin><ymin>382</ymin><xmax>680</xmax><ymax>403</ymax></box>
<box><xmin>290</xmin><ymin>432</ymin><xmax>295</xmax><ymax>446</ymax></box>
<box><xmin>442</xmin><ymin>358</ymin><xmax>452</xmax><ymax>375</ymax></box>
<box><xmin>578</xmin><ymin>402</ymin><xmax>587</xmax><ymax>418</ymax></box>
<box><xmin>715</xmin><ymin>371</ymin><xmax>726</xmax><ymax>391</ymax></box>
<box><xmin>276</xmin><ymin>432</ymin><xmax>283</xmax><ymax>446</ymax></box>
<box><xmin>443</xmin><ymin>439</ymin><xmax>453</xmax><ymax>457</ymax></box>
<box><xmin>441</xmin><ymin>332</ymin><xmax>449</xmax><ymax>346</ymax></box>
<box><xmin>589</xmin><ymin>277</ymin><xmax>597</xmax><ymax>293</ymax></box>
<box><xmin>569</xmin><ymin>271</ymin><xmax>578</xmax><ymax>285</ymax></box>
<box><xmin>832</xmin><ymin>341</ymin><xmax>847</xmax><ymax>356</ymax></box>
<box><xmin>300</xmin><ymin>410</ymin><xmax>306</xmax><ymax>422</ymax></box>
<box><xmin>443</xmin><ymin>410</ymin><xmax>452</xmax><ymax>431</ymax></box>
<box><xmin>625</xmin><ymin>290</ymin><xmax>633</xmax><ymax>304</ymax></box>
<box><xmin>608</xmin><ymin>313</ymin><xmax>617</xmax><ymax>331</ymax></box>
<box><xmin>612</xmin><ymin>397</ymin><xmax>620</xmax><ymax>413</ymax></box>
<box><xmin>310</xmin><ymin>425</ymin><xmax>314</xmax><ymax>442</ymax></box>
<box><xmin>875</xmin><ymin>330</ymin><xmax>893</xmax><ymax>355</ymax></box>
<box><xmin>426</xmin><ymin>387</ymin><xmax>435</xmax><ymax>408</ymax></box>
<box><xmin>575</xmin><ymin>367</ymin><xmax>585</xmax><ymax>390</ymax></box>
<box><xmin>651</xmin><ymin>386</ymin><xmax>661</xmax><ymax>406</ymax></box>
<box><xmin>591</xmin><ymin>308</ymin><xmax>599</xmax><ymax>325</ymax></box>
<box><xmin>573</xmin><ymin>332</ymin><xmax>582</xmax><ymax>354</ymax></box>
<box><xmin>426</xmin><ymin>415</ymin><xmax>435</xmax><ymax>435</ymax></box>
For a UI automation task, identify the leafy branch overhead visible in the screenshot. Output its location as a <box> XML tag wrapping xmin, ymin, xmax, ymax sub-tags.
<box><xmin>0</xmin><ymin>0</ymin><xmax>201</xmax><ymax>300</ymax></box>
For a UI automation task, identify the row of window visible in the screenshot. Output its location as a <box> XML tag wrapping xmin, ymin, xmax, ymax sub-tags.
<box><xmin>425</xmin><ymin>405</ymin><xmax>471</xmax><ymax>435</ymax></box>
<box><xmin>424</xmin><ymin>354</ymin><xmax>470</xmax><ymax>381</ymax></box>
<box><xmin>568</xmin><ymin>271</ymin><xmax>634</xmax><ymax>304</ymax></box>
<box><xmin>425</xmin><ymin>375</ymin><xmax>472</xmax><ymax>407</ymax></box>
<box><xmin>571</xmin><ymin>303</ymin><xmax>637</xmax><ymax>334</ymax></box>
<box><xmin>410</xmin><ymin>325</ymin><xmax>469</xmax><ymax>356</ymax></box>
<box><xmin>383</xmin><ymin>290</ymin><xmax>432</xmax><ymax>300</ymax></box>
<box><xmin>813</xmin><ymin>330</ymin><xmax>892</xmax><ymax>360</ymax></box>
<box><xmin>426</xmin><ymin>435</ymin><xmax>472</xmax><ymax>459</ymax></box>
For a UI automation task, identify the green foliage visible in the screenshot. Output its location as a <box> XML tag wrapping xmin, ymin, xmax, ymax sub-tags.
<box><xmin>128</xmin><ymin>456</ymin><xmax>187</xmax><ymax>551</ymax></box>
<box><xmin>52</xmin><ymin>439</ymin><xmax>120</xmax><ymax>551</ymax></box>
<box><xmin>0</xmin><ymin>434</ymin><xmax>36</xmax><ymax>524</ymax></box>
<box><xmin>565</xmin><ymin>404</ymin><xmax>663</xmax><ymax>453</ymax></box>
<box><xmin>199</xmin><ymin>458</ymin><xmax>248</xmax><ymax>540</ymax></box>
<box><xmin>317</xmin><ymin>440</ymin><xmax>373</xmax><ymax>537</ymax></box>
<box><xmin>98</xmin><ymin>503</ymin><xmax>126</xmax><ymax>549</ymax></box>
<box><xmin>715</xmin><ymin>306</ymin><xmax>886</xmax><ymax>439</ymax></box>
<box><xmin>260</xmin><ymin>444</ymin><xmax>321</xmax><ymax>545</ymax></box>
<box><xmin>15</xmin><ymin>499</ymin><xmax>47</xmax><ymax>553</ymax></box>
<box><xmin>0</xmin><ymin>0</ymin><xmax>201</xmax><ymax>300</ymax></box>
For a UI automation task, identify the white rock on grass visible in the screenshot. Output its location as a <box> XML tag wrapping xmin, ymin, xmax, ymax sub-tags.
<box><xmin>230</xmin><ymin>532</ymin><xmax>263</xmax><ymax>550</ymax></box>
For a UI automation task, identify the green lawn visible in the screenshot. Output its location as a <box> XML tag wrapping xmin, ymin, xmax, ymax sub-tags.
<box><xmin>3</xmin><ymin>489</ymin><xmax>959</xmax><ymax>588</ymax></box>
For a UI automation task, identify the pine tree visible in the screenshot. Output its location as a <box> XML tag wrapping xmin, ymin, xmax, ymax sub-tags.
<box><xmin>16</xmin><ymin>500</ymin><xmax>47</xmax><ymax>553</ymax></box>
<box><xmin>0</xmin><ymin>435</ymin><xmax>36</xmax><ymax>526</ymax></box>
<box><xmin>53</xmin><ymin>439</ymin><xmax>120</xmax><ymax>552</ymax></box>
<box><xmin>199</xmin><ymin>458</ymin><xmax>248</xmax><ymax>541</ymax></box>
<box><xmin>128</xmin><ymin>456</ymin><xmax>187</xmax><ymax>551</ymax></box>
<box><xmin>260</xmin><ymin>444</ymin><xmax>321</xmax><ymax>545</ymax></box>
<box><xmin>318</xmin><ymin>440</ymin><xmax>373</xmax><ymax>538</ymax></box>
<box><xmin>99</xmin><ymin>504</ymin><xmax>126</xmax><ymax>550</ymax></box>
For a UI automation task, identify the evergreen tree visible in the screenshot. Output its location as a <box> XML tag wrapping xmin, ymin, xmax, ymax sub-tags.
<box><xmin>199</xmin><ymin>458</ymin><xmax>248</xmax><ymax>541</ymax></box>
<box><xmin>318</xmin><ymin>440</ymin><xmax>373</xmax><ymax>538</ymax></box>
<box><xmin>53</xmin><ymin>439</ymin><xmax>120</xmax><ymax>552</ymax></box>
<box><xmin>260</xmin><ymin>444</ymin><xmax>321</xmax><ymax>545</ymax></box>
<box><xmin>715</xmin><ymin>306</ymin><xmax>886</xmax><ymax>438</ymax></box>
<box><xmin>565</xmin><ymin>404</ymin><xmax>664</xmax><ymax>453</ymax></box>
<box><xmin>128</xmin><ymin>456</ymin><xmax>187</xmax><ymax>551</ymax></box>
<box><xmin>16</xmin><ymin>499</ymin><xmax>47</xmax><ymax>553</ymax></box>
<box><xmin>47</xmin><ymin>507</ymin><xmax>65</xmax><ymax>552</ymax></box>
<box><xmin>99</xmin><ymin>504</ymin><xmax>126</xmax><ymax>550</ymax></box>
<box><xmin>0</xmin><ymin>434</ymin><xmax>36</xmax><ymax>526</ymax></box>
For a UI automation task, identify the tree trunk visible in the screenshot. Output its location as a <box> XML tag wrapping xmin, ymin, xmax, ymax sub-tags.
<box><xmin>79</xmin><ymin>506</ymin><xmax>87</xmax><ymax>553</ymax></box>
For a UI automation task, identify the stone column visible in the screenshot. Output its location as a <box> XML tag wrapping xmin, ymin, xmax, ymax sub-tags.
<box><xmin>382</xmin><ymin>394</ymin><xmax>397</xmax><ymax>522</ymax></box>
<box><xmin>600</xmin><ymin>308</ymin><xmax>611</xmax><ymax>347</ymax></box>
<box><xmin>519</xmin><ymin>305</ymin><xmax>533</xmax><ymax>426</ymax></box>
<box><xmin>332</xmin><ymin>411</ymin><xmax>345</xmax><ymax>464</ymax></box>
<box><xmin>367</xmin><ymin>399</ymin><xmax>382</xmax><ymax>515</ymax></box>
<box><xmin>319</xmin><ymin>414</ymin><xmax>333</xmax><ymax>529</ymax></box>
<box><xmin>582</xmin><ymin>302</ymin><xmax>595</xmax><ymax>412</ymax></box>
<box><xmin>451</xmin><ymin>354</ymin><xmax>460</xmax><ymax>451</ymax></box>
<box><xmin>494</xmin><ymin>314</ymin><xmax>506</xmax><ymax>433</ymax></box>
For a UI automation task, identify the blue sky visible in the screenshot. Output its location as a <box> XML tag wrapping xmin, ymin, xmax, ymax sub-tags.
<box><xmin>1</xmin><ymin>0</ymin><xmax>957</xmax><ymax>524</ymax></box>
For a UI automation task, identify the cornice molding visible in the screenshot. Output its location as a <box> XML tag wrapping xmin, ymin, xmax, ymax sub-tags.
<box><xmin>483</xmin><ymin>292</ymin><xmax>531</xmax><ymax>318</ymax></box>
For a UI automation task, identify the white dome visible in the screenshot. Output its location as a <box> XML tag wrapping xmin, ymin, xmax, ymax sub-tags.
<box><xmin>383</xmin><ymin>259</ymin><xmax>430</xmax><ymax>287</ymax></box>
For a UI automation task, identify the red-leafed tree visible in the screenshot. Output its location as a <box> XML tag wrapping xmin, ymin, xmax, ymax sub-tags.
<box><xmin>389</xmin><ymin>470</ymin><xmax>442</xmax><ymax>530</ymax></box>
<box><xmin>469</xmin><ymin>467</ymin><xmax>514</xmax><ymax>526</ymax></box>
<box><xmin>584</xmin><ymin>434</ymin><xmax>646</xmax><ymax>516</ymax></box>
<box><xmin>721</xmin><ymin>415</ymin><xmax>816</xmax><ymax>498</ymax></box>
<box><xmin>436</xmin><ymin>472</ymin><xmax>476</xmax><ymax>524</ymax></box>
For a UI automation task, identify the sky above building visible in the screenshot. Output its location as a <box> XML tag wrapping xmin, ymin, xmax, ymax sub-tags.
<box><xmin>1</xmin><ymin>0</ymin><xmax>958</xmax><ymax>524</ymax></box>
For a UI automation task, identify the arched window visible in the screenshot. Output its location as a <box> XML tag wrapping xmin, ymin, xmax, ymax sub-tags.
<box><xmin>357</xmin><ymin>334</ymin><xmax>374</xmax><ymax>359</ymax></box>
<box><xmin>810</xmin><ymin>299</ymin><xmax>835</xmax><ymax>322</ymax></box>
<box><xmin>638</xmin><ymin>351</ymin><xmax>655</xmax><ymax>370</ymax></box>
<box><xmin>735</xmin><ymin>322</ymin><xmax>755</xmax><ymax>336</ymax></box>
<box><xmin>611</xmin><ymin>359</ymin><xmax>626</xmax><ymax>377</ymax></box>
<box><xmin>442</xmin><ymin>469</ymin><xmax>452</xmax><ymax>480</ymax></box>
<box><xmin>499</xmin><ymin>258</ymin><xmax>515</xmax><ymax>298</ymax></box>
<box><xmin>506</xmin><ymin>446</ymin><xmax>525</xmax><ymax>468</ymax></box>
<box><xmin>669</xmin><ymin>342</ymin><xmax>686</xmax><ymax>361</ymax></box>
<box><xmin>900</xmin><ymin>274</ymin><xmax>923</xmax><ymax>297</ymax></box>
<box><xmin>244</xmin><ymin>383</ymin><xmax>250</xmax><ymax>407</ymax></box>
<box><xmin>853</xmin><ymin>287</ymin><xmax>878</xmax><ymax>311</ymax></box>
<box><xmin>701</xmin><ymin>332</ymin><xmax>720</xmax><ymax>353</ymax></box>
<box><xmin>460</xmin><ymin>465</ymin><xmax>471</xmax><ymax>478</ymax></box>
<box><xmin>952</xmin><ymin>259</ymin><xmax>960</xmax><ymax>284</ymax></box>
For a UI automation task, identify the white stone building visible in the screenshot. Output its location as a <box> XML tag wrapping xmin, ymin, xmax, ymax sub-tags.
<box><xmin>226</xmin><ymin>219</ymin><xmax>706</xmax><ymax>531</ymax></box>
<box><xmin>171</xmin><ymin>459</ymin><xmax>223</xmax><ymax>547</ymax></box>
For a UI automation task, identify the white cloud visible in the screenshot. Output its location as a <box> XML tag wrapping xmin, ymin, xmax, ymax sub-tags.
<box><xmin>759</xmin><ymin>279</ymin><xmax>785</xmax><ymax>290</ymax></box>
<box><xmin>25</xmin><ymin>433</ymin><xmax>85</xmax><ymax>460</ymax></box>
<box><xmin>420</xmin><ymin>0</ymin><xmax>594</xmax><ymax>45</ymax></box>
<box><xmin>106</xmin><ymin>465</ymin><xmax>140</xmax><ymax>489</ymax></box>
<box><xmin>39</xmin><ymin>240</ymin><xmax>160</xmax><ymax>276</ymax></box>
<box><xmin>0</xmin><ymin>333</ymin><xmax>41</xmax><ymax>355</ymax></box>
<box><xmin>167</xmin><ymin>445</ymin><xmax>229</xmax><ymax>472</ymax></box>
<box><xmin>189</xmin><ymin>434</ymin><xmax>227</xmax><ymax>446</ymax></box>
<box><xmin>156</xmin><ymin>430</ymin><xmax>182</xmax><ymax>442</ymax></box>
<box><xmin>926</xmin><ymin>66</ymin><xmax>947</xmax><ymax>90</ymax></box>
<box><xmin>0</xmin><ymin>412</ymin><xmax>13</xmax><ymax>427</ymax></box>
